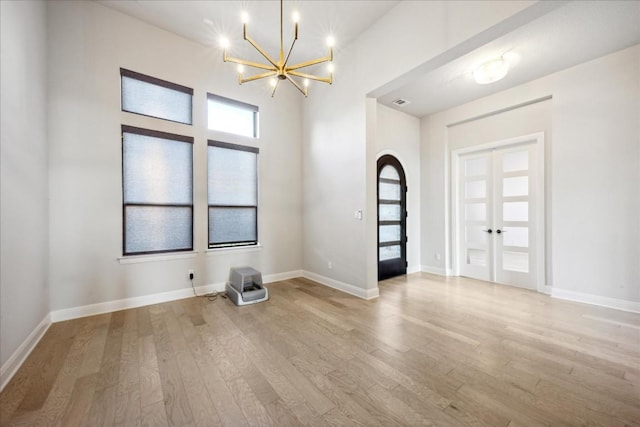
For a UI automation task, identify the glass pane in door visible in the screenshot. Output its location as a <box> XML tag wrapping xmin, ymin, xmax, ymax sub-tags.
<box><xmin>380</xmin><ymin>245</ymin><xmax>401</xmax><ymax>261</ymax></box>
<box><xmin>503</xmin><ymin>150</ymin><xmax>528</xmax><ymax>172</ymax></box>
<box><xmin>380</xmin><ymin>165</ymin><xmax>400</xmax><ymax>180</ymax></box>
<box><xmin>503</xmin><ymin>202</ymin><xmax>528</xmax><ymax>221</ymax></box>
<box><xmin>466</xmin><ymin>203</ymin><xmax>487</xmax><ymax>221</ymax></box>
<box><xmin>465</xmin><ymin>157</ymin><xmax>486</xmax><ymax>177</ymax></box>
<box><xmin>503</xmin><ymin>176</ymin><xmax>528</xmax><ymax>197</ymax></box>
<box><xmin>379</xmin><ymin>182</ymin><xmax>401</xmax><ymax>200</ymax></box>
<box><xmin>465</xmin><ymin>226</ymin><xmax>486</xmax><ymax>246</ymax></box>
<box><xmin>379</xmin><ymin>225</ymin><xmax>401</xmax><ymax>243</ymax></box>
<box><xmin>503</xmin><ymin>227</ymin><xmax>529</xmax><ymax>247</ymax></box>
<box><xmin>379</xmin><ymin>204</ymin><xmax>401</xmax><ymax>221</ymax></box>
<box><xmin>465</xmin><ymin>180</ymin><xmax>486</xmax><ymax>198</ymax></box>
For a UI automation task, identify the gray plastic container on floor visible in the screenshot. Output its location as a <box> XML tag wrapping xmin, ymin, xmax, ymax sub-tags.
<box><xmin>226</xmin><ymin>266</ymin><xmax>268</xmax><ymax>306</ymax></box>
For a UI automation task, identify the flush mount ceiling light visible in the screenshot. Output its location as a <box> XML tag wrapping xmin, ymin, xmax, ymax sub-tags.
<box><xmin>473</xmin><ymin>57</ymin><xmax>509</xmax><ymax>85</ymax></box>
<box><xmin>220</xmin><ymin>0</ymin><xmax>334</xmax><ymax>97</ymax></box>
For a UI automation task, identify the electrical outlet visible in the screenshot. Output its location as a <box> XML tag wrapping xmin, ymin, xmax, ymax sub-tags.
<box><xmin>188</xmin><ymin>269</ymin><xmax>194</xmax><ymax>280</ymax></box>
<box><xmin>434</xmin><ymin>253</ymin><xmax>441</xmax><ymax>261</ymax></box>
<box><xmin>328</xmin><ymin>261</ymin><xmax>332</xmax><ymax>269</ymax></box>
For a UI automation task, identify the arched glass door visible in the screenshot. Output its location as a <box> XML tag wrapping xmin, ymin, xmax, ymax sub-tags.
<box><xmin>377</xmin><ymin>155</ymin><xmax>407</xmax><ymax>280</ymax></box>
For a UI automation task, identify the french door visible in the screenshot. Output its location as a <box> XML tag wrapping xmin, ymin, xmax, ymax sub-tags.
<box><xmin>377</xmin><ymin>155</ymin><xmax>407</xmax><ymax>281</ymax></box>
<box><xmin>457</xmin><ymin>139</ymin><xmax>541</xmax><ymax>290</ymax></box>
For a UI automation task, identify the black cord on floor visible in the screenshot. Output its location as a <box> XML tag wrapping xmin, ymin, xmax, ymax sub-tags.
<box><xmin>190</xmin><ymin>277</ymin><xmax>222</xmax><ymax>301</ymax></box>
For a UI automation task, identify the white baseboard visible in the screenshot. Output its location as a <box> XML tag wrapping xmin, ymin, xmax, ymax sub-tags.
<box><xmin>1</xmin><ymin>313</ymin><xmax>51</xmax><ymax>392</ymax></box>
<box><xmin>407</xmin><ymin>265</ymin><xmax>422</xmax><ymax>275</ymax></box>
<box><xmin>263</xmin><ymin>270</ymin><xmax>303</xmax><ymax>284</ymax></box>
<box><xmin>301</xmin><ymin>270</ymin><xmax>379</xmax><ymax>300</ymax></box>
<box><xmin>420</xmin><ymin>265</ymin><xmax>450</xmax><ymax>276</ymax></box>
<box><xmin>51</xmin><ymin>270</ymin><xmax>303</xmax><ymax>323</ymax></box>
<box><xmin>551</xmin><ymin>288</ymin><xmax>640</xmax><ymax>313</ymax></box>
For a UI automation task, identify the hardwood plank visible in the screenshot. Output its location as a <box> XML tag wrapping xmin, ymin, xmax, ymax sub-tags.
<box><xmin>59</xmin><ymin>373</ymin><xmax>99</xmax><ymax>427</ymax></box>
<box><xmin>115</xmin><ymin>310</ymin><xmax>140</xmax><ymax>426</ymax></box>
<box><xmin>95</xmin><ymin>311</ymin><xmax>125</xmax><ymax>390</ymax></box>
<box><xmin>149</xmin><ymin>305</ymin><xmax>194</xmax><ymax>426</ymax></box>
<box><xmin>162</xmin><ymin>306</ymin><xmax>220</xmax><ymax>427</ymax></box>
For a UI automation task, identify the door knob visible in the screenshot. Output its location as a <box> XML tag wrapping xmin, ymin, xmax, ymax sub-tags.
<box><xmin>496</xmin><ymin>229</ymin><xmax>502</xmax><ymax>234</ymax></box>
<box><xmin>483</xmin><ymin>229</ymin><xmax>493</xmax><ymax>234</ymax></box>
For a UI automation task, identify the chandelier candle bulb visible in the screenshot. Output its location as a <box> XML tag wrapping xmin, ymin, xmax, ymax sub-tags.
<box><xmin>326</xmin><ymin>35</ymin><xmax>335</xmax><ymax>47</ymax></box>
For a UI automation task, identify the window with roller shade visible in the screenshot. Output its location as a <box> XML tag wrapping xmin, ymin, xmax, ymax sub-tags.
<box><xmin>122</xmin><ymin>126</ymin><xmax>193</xmax><ymax>255</ymax></box>
<box><xmin>121</xmin><ymin>68</ymin><xmax>193</xmax><ymax>124</ymax></box>
<box><xmin>207</xmin><ymin>93</ymin><xmax>258</xmax><ymax>138</ymax></box>
<box><xmin>208</xmin><ymin>141</ymin><xmax>258</xmax><ymax>248</ymax></box>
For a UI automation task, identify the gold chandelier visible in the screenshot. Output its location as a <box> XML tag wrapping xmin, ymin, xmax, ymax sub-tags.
<box><xmin>221</xmin><ymin>0</ymin><xmax>334</xmax><ymax>97</ymax></box>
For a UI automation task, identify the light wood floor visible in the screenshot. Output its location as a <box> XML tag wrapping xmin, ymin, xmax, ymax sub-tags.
<box><xmin>1</xmin><ymin>274</ymin><xmax>639</xmax><ymax>426</ymax></box>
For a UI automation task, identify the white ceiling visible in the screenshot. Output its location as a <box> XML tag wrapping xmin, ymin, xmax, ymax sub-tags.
<box><xmin>98</xmin><ymin>0</ymin><xmax>399</xmax><ymax>66</ymax></box>
<box><xmin>98</xmin><ymin>1</ymin><xmax>639</xmax><ymax>118</ymax></box>
<box><xmin>378</xmin><ymin>1</ymin><xmax>640</xmax><ymax>117</ymax></box>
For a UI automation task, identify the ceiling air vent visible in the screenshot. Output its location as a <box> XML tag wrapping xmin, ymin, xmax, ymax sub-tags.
<box><xmin>391</xmin><ymin>98</ymin><xmax>411</xmax><ymax>107</ymax></box>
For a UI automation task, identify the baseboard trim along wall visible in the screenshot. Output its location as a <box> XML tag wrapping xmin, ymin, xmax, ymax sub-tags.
<box><xmin>50</xmin><ymin>270</ymin><xmax>303</xmax><ymax>323</ymax></box>
<box><xmin>420</xmin><ymin>265</ymin><xmax>450</xmax><ymax>276</ymax></box>
<box><xmin>0</xmin><ymin>313</ymin><xmax>51</xmax><ymax>392</ymax></box>
<box><xmin>551</xmin><ymin>288</ymin><xmax>640</xmax><ymax>313</ymax></box>
<box><xmin>301</xmin><ymin>270</ymin><xmax>380</xmax><ymax>300</ymax></box>
<box><xmin>407</xmin><ymin>265</ymin><xmax>422</xmax><ymax>275</ymax></box>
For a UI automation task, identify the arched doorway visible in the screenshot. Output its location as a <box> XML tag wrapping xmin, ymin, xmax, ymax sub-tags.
<box><xmin>377</xmin><ymin>155</ymin><xmax>407</xmax><ymax>280</ymax></box>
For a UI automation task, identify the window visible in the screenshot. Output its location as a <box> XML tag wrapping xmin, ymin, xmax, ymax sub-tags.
<box><xmin>207</xmin><ymin>93</ymin><xmax>258</xmax><ymax>138</ymax></box>
<box><xmin>121</xmin><ymin>68</ymin><xmax>193</xmax><ymax>124</ymax></box>
<box><xmin>122</xmin><ymin>126</ymin><xmax>193</xmax><ymax>255</ymax></box>
<box><xmin>208</xmin><ymin>141</ymin><xmax>258</xmax><ymax>248</ymax></box>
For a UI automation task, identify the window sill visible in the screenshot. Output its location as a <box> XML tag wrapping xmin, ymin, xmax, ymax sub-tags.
<box><xmin>206</xmin><ymin>244</ymin><xmax>262</xmax><ymax>256</ymax></box>
<box><xmin>118</xmin><ymin>251</ymin><xmax>197</xmax><ymax>264</ymax></box>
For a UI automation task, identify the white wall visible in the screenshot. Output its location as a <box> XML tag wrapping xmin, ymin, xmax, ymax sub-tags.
<box><xmin>303</xmin><ymin>0</ymin><xmax>536</xmax><ymax>295</ymax></box>
<box><xmin>376</xmin><ymin>104</ymin><xmax>421</xmax><ymax>273</ymax></box>
<box><xmin>0</xmin><ymin>1</ymin><xmax>50</xmax><ymax>369</ymax></box>
<box><xmin>421</xmin><ymin>45</ymin><xmax>640</xmax><ymax>304</ymax></box>
<box><xmin>47</xmin><ymin>1</ymin><xmax>303</xmax><ymax>312</ymax></box>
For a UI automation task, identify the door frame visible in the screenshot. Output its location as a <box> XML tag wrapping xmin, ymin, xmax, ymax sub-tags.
<box><xmin>451</xmin><ymin>132</ymin><xmax>547</xmax><ymax>293</ymax></box>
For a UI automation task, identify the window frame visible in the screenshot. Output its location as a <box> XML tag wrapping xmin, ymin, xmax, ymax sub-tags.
<box><xmin>120</xmin><ymin>68</ymin><xmax>194</xmax><ymax>125</ymax></box>
<box><xmin>121</xmin><ymin>125</ymin><xmax>194</xmax><ymax>256</ymax></box>
<box><xmin>207</xmin><ymin>140</ymin><xmax>259</xmax><ymax>249</ymax></box>
<box><xmin>207</xmin><ymin>93</ymin><xmax>259</xmax><ymax>138</ymax></box>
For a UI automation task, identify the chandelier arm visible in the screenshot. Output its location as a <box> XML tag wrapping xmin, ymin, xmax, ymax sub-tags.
<box><xmin>224</xmin><ymin>55</ymin><xmax>277</xmax><ymax>72</ymax></box>
<box><xmin>287</xmin><ymin>70</ymin><xmax>332</xmax><ymax>85</ymax></box>
<box><xmin>285</xmin><ymin>75</ymin><xmax>308</xmax><ymax>97</ymax></box>
<box><xmin>283</xmin><ymin>38</ymin><xmax>298</xmax><ymax>69</ymax></box>
<box><xmin>244</xmin><ymin>34</ymin><xmax>279</xmax><ymax>69</ymax></box>
<box><xmin>271</xmin><ymin>79</ymin><xmax>280</xmax><ymax>98</ymax></box>
<box><xmin>280</xmin><ymin>0</ymin><xmax>283</xmax><ymax>54</ymax></box>
<box><xmin>239</xmin><ymin>70</ymin><xmax>277</xmax><ymax>84</ymax></box>
<box><xmin>286</xmin><ymin>52</ymin><xmax>332</xmax><ymax>71</ymax></box>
